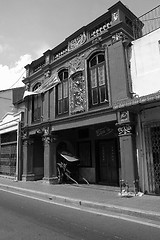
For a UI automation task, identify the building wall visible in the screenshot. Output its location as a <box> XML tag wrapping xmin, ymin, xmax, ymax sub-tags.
<box><xmin>130</xmin><ymin>28</ymin><xmax>160</xmax><ymax>96</ymax></box>
<box><xmin>0</xmin><ymin>113</ymin><xmax>19</xmax><ymax>177</ymax></box>
<box><xmin>129</xmin><ymin>21</ymin><xmax>160</xmax><ymax>193</ymax></box>
<box><xmin>22</xmin><ymin>1</ymin><xmax>138</xmax><ymax>186</ymax></box>
<box><xmin>0</xmin><ymin>87</ymin><xmax>25</xmax><ymax>180</ymax></box>
<box><xmin>137</xmin><ymin>105</ymin><xmax>160</xmax><ymax>193</ymax></box>
<box><xmin>25</xmin><ymin>41</ymin><xmax>132</xmax><ymax>127</ymax></box>
<box><xmin>0</xmin><ymin>89</ymin><xmax>13</xmax><ymax>120</ymax></box>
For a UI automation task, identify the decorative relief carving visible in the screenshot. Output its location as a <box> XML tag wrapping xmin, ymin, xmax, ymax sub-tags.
<box><xmin>36</xmin><ymin>128</ymin><xmax>43</xmax><ymax>135</ymax></box>
<box><xmin>120</xmin><ymin>111</ymin><xmax>128</xmax><ymax>122</ymax></box>
<box><xmin>118</xmin><ymin>125</ymin><xmax>132</xmax><ymax>136</ymax></box>
<box><xmin>69</xmin><ymin>54</ymin><xmax>85</xmax><ymax>75</ymax></box>
<box><xmin>42</xmin><ymin>126</ymin><xmax>52</xmax><ymax>144</ymax></box>
<box><xmin>21</xmin><ymin>130</ymin><xmax>28</xmax><ymax>141</ymax></box>
<box><xmin>68</xmin><ymin>47</ymin><xmax>96</xmax><ymax>76</ymax></box>
<box><xmin>68</xmin><ymin>32</ymin><xmax>87</xmax><ymax>51</ymax></box>
<box><xmin>70</xmin><ymin>72</ymin><xmax>86</xmax><ymax>114</ymax></box>
<box><xmin>112</xmin><ymin>11</ymin><xmax>119</xmax><ymax>22</ymax></box>
<box><xmin>92</xmin><ymin>36</ymin><xmax>102</xmax><ymax>45</ymax></box>
<box><xmin>96</xmin><ymin>126</ymin><xmax>113</xmax><ymax>137</ymax></box>
<box><xmin>52</xmin><ymin>30</ymin><xmax>99</xmax><ymax>62</ymax></box>
<box><xmin>68</xmin><ymin>47</ymin><xmax>98</xmax><ymax>115</ymax></box>
<box><xmin>44</xmin><ymin>70</ymin><xmax>51</xmax><ymax>78</ymax></box>
<box><xmin>112</xmin><ymin>32</ymin><xmax>128</xmax><ymax>43</ymax></box>
<box><xmin>43</xmin><ymin>135</ymin><xmax>52</xmax><ymax>144</ymax></box>
<box><xmin>43</xmin><ymin>126</ymin><xmax>50</xmax><ymax>136</ymax></box>
<box><xmin>22</xmin><ymin>133</ymin><xmax>34</xmax><ymax>146</ymax></box>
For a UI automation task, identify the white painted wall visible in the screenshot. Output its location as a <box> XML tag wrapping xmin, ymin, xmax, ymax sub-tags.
<box><xmin>130</xmin><ymin>28</ymin><xmax>160</xmax><ymax>96</ymax></box>
<box><xmin>0</xmin><ymin>112</ymin><xmax>20</xmax><ymax>134</ymax></box>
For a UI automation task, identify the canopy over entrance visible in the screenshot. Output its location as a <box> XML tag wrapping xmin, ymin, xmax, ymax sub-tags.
<box><xmin>60</xmin><ymin>151</ymin><xmax>79</xmax><ymax>162</ymax></box>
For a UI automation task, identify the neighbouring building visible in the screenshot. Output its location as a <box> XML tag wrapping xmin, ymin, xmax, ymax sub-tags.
<box><xmin>0</xmin><ymin>87</ymin><xmax>25</xmax><ymax>179</ymax></box>
<box><xmin>114</xmin><ymin>4</ymin><xmax>160</xmax><ymax>194</ymax></box>
<box><xmin>22</xmin><ymin>1</ymin><xmax>141</xmax><ymax>189</ymax></box>
<box><xmin>0</xmin><ymin>89</ymin><xmax>13</xmax><ymax>120</ymax></box>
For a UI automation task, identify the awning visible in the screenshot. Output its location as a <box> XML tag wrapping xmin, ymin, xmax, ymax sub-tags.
<box><xmin>23</xmin><ymin>74</ymin><xmax>60</xmax><ymax>99</ymax></box>
<box><xmin>113</xmin><ymin>92</ymin><xmax>160</xmax><ymax>110</ymax></box>
<box><xmin>60</xmin><ymin>152</ymin><xmax>79</xmax><ymax>162</ymax></box>
<box><xmin>23</xmin><ymin>90</ymin><xmax>37</xmax><ymax>98</ymax></box>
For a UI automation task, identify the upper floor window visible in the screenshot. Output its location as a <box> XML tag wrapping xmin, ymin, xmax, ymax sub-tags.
<box><xmin>32</xmin><ymin>83</ymin><xmax>41</xmax><ymax>122</ymax></box>
<box><xmin>88</xmin><ymin>52</ymin><xmax>109</xmax><ymax>108</ymax></box>
<box><xmin>56</xmin><ymin>69</ymin><xmax>69</xmax><ymax>116</ymax></box>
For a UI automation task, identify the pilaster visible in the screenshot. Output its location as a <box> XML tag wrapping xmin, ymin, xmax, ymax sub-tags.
<box><xmin>22</xmin><ymin>136</ymin><xmax>35</xmax><ymax>181</ymax></box>
<box><xmin>42</xmin><ymin>131</ymin><xmax>58</xmax><ymax>184</ymax></box>
<box><xmin>117</xmin><ymin>111</ymin><xmax>138</xmax><ymax>190</ymax></box>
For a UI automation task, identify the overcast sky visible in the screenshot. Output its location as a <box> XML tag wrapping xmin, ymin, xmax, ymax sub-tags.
<box><xmin>0</xmin><ymin>0</ymin><xmax>160</xmax><ymax>90</ymax></box>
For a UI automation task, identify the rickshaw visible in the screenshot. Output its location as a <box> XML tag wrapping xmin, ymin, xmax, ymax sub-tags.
<box><xmin>57</xmin><ymin>151</ymin><xmax>89</xmax><ymax>184</ymax></box>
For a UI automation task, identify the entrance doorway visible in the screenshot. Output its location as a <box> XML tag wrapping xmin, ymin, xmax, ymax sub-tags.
<box><xmin>144</xmin><ymin>123</ymin><xmax>160</xmax><ymax>194</ymax></box>
<box><xmin>33</xmin><ymin>136</ymin><xmax>44</xmax><ymax>180</ymax></box>
<box><xmin>97</xmin><ymin>139</ymin><xmax>119</xmax><ymax>186</ymax></box>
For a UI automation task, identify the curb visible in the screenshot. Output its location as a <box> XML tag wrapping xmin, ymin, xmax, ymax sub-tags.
<box><xmin>0</xmin><ymin>183</ymin><xmax>160</xmax><ymax>222</ymax></box>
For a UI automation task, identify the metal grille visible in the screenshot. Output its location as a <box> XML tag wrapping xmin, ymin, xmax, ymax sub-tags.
<box><xmin>0</xmin><ymin>143</ymin><xmax>16</xmax><ymax>176</ymax></box>
<box><xmin>144</xmin><ymin>122</ymin><xmax>160</xmax><ymax>194</ymax></box>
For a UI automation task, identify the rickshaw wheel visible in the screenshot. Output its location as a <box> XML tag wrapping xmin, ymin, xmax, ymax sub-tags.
<box><xmin>57</xmin><ymin>167</ymin><xmax>63</xmax><ymax>184</ymax></box>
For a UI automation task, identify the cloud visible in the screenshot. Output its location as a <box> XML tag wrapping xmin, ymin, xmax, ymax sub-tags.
<box><xmin>0</xmin><ymin>54</ymin><xmax>32</xmax><ymax>90</ymax></box>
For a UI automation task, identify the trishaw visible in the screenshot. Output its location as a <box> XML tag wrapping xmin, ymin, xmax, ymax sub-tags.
<box><xmin>57</xmin><ymin>151</ymin><xmax>89</xmax><ymax>184</ymax></box>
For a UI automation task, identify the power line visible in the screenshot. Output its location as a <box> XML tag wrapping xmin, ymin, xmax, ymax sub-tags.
<box><xmin>9</xmin><ymin>70</ymin><xmax>26</xmax><ymax>89</ymax></box>
<box><xmin>142</xmin><ymin>16</ymin><xmax>160</xmax><ymax>22</ymax></box>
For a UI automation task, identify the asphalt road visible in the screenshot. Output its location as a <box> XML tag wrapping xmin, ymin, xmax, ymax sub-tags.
<box><xmin>0</xmin><ymin>189</ymin><xmax>160</xmax><ymax>240</ymax></box>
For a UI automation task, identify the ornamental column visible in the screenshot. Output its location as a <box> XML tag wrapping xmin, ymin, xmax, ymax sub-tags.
<box><xmin>42</xmin><ymin>130</ymin><xmax>58</xmax><ymax>184</ymax></box>
<box><xmin>22</xmin><ymin>135</ymin><xmax>35</xmax><ymax>181</ymax></box>
<box><xmin>117</xmin><ymin>111</ymin><xmax>138</xmax><ymax>190</ymax></box>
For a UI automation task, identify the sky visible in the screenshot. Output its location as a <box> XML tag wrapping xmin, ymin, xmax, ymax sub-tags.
<box><xmin>0</xmin><ymin>0</ymin><xmax>160</xmax><ymax>90</ymax></box>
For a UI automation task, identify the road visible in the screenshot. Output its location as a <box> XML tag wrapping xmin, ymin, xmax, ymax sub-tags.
<box><xmin>0</xmin><ymin>189</ymin><xmax>160</xmax><ymax>240</ymax></box>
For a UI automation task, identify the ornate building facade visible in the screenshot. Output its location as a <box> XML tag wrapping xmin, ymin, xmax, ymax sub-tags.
<box><xmin>22</xmin><ymin>1</ymin><xmax>139</xmax><ymax>189</ymax></box>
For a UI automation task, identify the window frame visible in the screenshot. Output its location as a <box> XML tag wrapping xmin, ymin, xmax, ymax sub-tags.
<box><xmin>88</xmin><ymin>52</ymin><xmax>109</xmax><ymax>108</ymax></box>
<box><xmin>56</xmin><ymin>69</ymin><xmax>69</xmax><ymax>116</ymax></box>
<box><xmin>32</xmin><ymin>82</ymin><xmax>42</xmax><ymax>123</ymax></box>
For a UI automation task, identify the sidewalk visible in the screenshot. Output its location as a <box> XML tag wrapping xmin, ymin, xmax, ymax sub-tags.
<box><xmin>0</xmin><ymin>176</ymin><xmax>160</xmax><ymax>222</ymax></box>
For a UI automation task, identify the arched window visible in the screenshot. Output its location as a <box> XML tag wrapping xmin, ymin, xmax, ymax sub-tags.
<box><xmin>56</xmin><ymin>69</ymin><xmax>69</xmax><ymax>115</ymax></box>
<box><xmin>88</xmin><ymin>52</ymin><xmax>109</xmax><ymax>108</ymax></box>
<box><xmin>32</xmin><ymin>82</ymin><xmax>41</xmax><ymax>122</ymax></box>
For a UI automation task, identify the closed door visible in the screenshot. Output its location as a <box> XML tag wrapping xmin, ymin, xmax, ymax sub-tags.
<box><xmin>97</xmin><ymin>139</ymin><xmax>119</xmax><ymax>186</ymax></box>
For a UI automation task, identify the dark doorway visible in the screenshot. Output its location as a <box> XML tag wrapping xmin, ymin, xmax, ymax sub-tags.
<box><xmin>97</xmin><ymin>139</ymin><xmax>119</xmax><ymax>186</ymax></box>
<box><xmin>33</xmin><ymin>136</ymin><xmax>44</xmax><ymax>180</ymax></box>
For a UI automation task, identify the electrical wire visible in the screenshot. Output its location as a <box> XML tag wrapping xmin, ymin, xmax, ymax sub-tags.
<box><xmin>9</xmin><ymin>70</ymin><xmax>25</xmax><ymax>89</ymax></box>
<box><xmin>142</xmin><ymin>16</ymin><xmax>160</xmax><ymax>22</ymax></box>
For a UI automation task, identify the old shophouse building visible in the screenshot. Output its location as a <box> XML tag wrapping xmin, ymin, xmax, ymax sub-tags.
<box><xmin>0</xmin><ymin>87</ymin><xmax>25</xmax><ymax>179</ymax></box>
<box><xmin>22</xmin><ymin>1</ymin><xmax>139</xmax><ymax>188</ymax></box>
<box><xmin>114</xmin><ymin>4</ymin><xmax>160</xmax><ymax>194</ymax></box>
